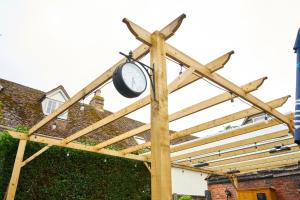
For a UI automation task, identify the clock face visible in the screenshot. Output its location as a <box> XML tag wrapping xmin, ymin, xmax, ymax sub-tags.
<box><xmin>121</xmin><ymin>62</ymin><xmax>147</xmax><ymax>93</ymax></box>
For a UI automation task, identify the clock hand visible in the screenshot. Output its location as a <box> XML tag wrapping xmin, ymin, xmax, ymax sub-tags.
<box><xmin>132</xmin><ymin>77</ymin><xmax>136</xmax><ymax>89</ymax></box>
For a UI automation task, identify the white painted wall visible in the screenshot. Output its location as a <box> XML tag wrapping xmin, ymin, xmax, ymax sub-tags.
<box><xmin>171</xmin><ymin>167</ymin><xmax>208</xmax><ymax>196</ymax></box>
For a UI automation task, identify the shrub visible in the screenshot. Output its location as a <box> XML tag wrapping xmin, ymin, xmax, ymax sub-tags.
<box><xmin>179</xmin><ymin>195</ymin><xmax>193</xmax><ymax>200</ymax></box>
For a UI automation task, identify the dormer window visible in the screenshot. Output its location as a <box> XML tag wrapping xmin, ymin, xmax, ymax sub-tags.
<box><xmin>41</xmin><ymin>85</ymin><xmax>70</xmax><ymax>120</ymax></box>
<box><xmin>46</xmin><ymin>99</ymin><xmax>59</xmax><ymax>114</ymax></box>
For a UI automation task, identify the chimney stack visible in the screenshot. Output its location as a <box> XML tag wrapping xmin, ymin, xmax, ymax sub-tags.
<box><xmin>89</xmin><ymin>89</ymin><xmax>104</xmax><ymax>112</ymax></box>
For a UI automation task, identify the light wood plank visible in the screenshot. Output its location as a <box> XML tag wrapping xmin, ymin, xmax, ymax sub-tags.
<box><xmin>165</xmin><ymin>44</ymin><xmax>293</xmax><ymax>132</ymax></box>
<box><xmin>207</xmin><ymin>145</ymin><xmax>300</xmax><ymax>168</ymax></box>
<box><xmin>94</xmin><ymin>76</ymin><xmax>265</xmax><ymax>150</ymax></box>
<box><xmin>171</xmin><ymin>112</ymin><xmax>291</xmax><ymax>153</ymax></box>
<box><xmin>171</xmin><ymin>163</ymin><xmax>228</xmax><ymax>176</ymax></box>
<box><xmin>217</xmin><ymin>152</ymin><xmax>300</xmax><ymax>172</ymax></box>
<box><xmin>6</xmin><ymin>140</ymin><xmax>27</xmax><ymax>200</ymax></box>
<box><xmin>184</xmin><ymin>137</ymin><xmax>294</xmax><ymax>166</ymax></box>
<box><xmin>150</xmin><ymin>31</ymin><xmax>172</xmax><ymax>200</ymax></box>
<box><xmin>118</xmin><ymin>16</ymin><xmax>293</xmax><ymax>132</ymax></box>
<box><xmin>171</xmin><ymin>129</ymin><xmax>289</xmax><ymax>161</ymax></box>
<box><xmin>21</xmin><ymin>145</ymin><xmax>52</xmax><ymax>167</ymax></box>
<box><xmin>28</xmin><ymin>44</ymin><xmax>149</xmax><ymax>135</ymax></box>
<box><xmin>121</xmin><ymin>96</ymin><xmax>290</xmax><ymax>154</ymax></box>
<box><xmin>8</xmin><ymin>131</ymin><xmax>148</xmax><ymax>162</ymax></box>
<box><xmin>29</xmin><ymin>14</ymin><xmax>187</xmax><ymax>136</ymax></box>
<box><xmin>238</xmin><ymin>160</ymin><xmax>299</xmax><ymax>175</ymax></box>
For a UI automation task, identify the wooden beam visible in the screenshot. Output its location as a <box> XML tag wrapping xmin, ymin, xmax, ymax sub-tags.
<box><xmin>94</xmin><ymin>77</ymin><xmax>266</xmax><ymax>150</ymax></box>
<box><xmin>171</xmin><ymin>129</ymin><xmax>289</xmax><ymax>161</ymax></box>
<box><xmin>171</xmin><ymin>163</ymin><xmax>228</xmax><ymax>177</ymax></box>
<box><xmin>123</xmin><ymin>14</ymin><xmax>186</xmax><ymax>45</ymax></box>
<box><xmin>233</xmin><ymin>158</ymin><xmax>300</xmax><ymax>174</ymax></box>
<box><xmin>184</xmin><ymin>136</ymin><xmax>294</xmax><ymax>166</ymax></box>
<box><xmin>238</xmin><ymin>160</ymin><xmax>299</xmax><ymax>175</ymax></box>
<box><xmin>150</xmin><ymin>31</ymin><xmax>172</xmax><ymax>200</ymax></box>
<box><xmin>165</xmin><ymin>44</ymin><xmax>294</xmax><ymax>133</ymax></box>
<box><xmin>212</xmin><ymin>151</ymin><xmax>300</xmax><ymax>171</ymax></box>
<box><xmin>8</xmin><ymin>131</ymin><xmax>149</xmax><ymax>162</ymax></box>
<box><xmin>28</xmin><ymin>14</ymin><xmax>187</xmax><ymax>136</ymax></box>
<box><xmin>121</xmin><ymin>96</ymin><xmax>290</xmax><ymax>154</ymax></box>
<box><xmin>28</xmin><ymin>44</ymin><xmax>149</xmax><ymax>135</ymax></box>
<box><xmin>118</xmin><ymin>16</ymin><xmax>293</xmax><ymax>132</ymax></box>
<box><xmin>144</xmin><ymin>162</ymin><xmax>151</xmax><ymax>173</ymax></box>
<box><xmin>206</xmin><ymin>145</ymin><xmax>300</xmax><ymax>168</ymax></box>
<box><xmin>62</xmin><ymin>51</ymin><xmax>232</xmax><ymax>145</ymax></box>
<box><xmin>6</xmin><ymin>140</ymin><xmax>27</xmax><ymax>200</ymax></box>
<box><xmin>229</xmin><ymin>175</ymin><xmax>239</xmax><ymax>189</ymax></box>
<box><xmin>171</xmin><ymin>112</ymin><xmax>292</xmax><ymax>154</ymax></box>
<box><xmin>21</xmin><ymin>145</ymin><xmax>52</xmax><ymax>167</ymax></box>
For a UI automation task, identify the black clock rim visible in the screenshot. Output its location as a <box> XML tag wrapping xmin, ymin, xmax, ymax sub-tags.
<box><xmin>112</xmin><ymin>62</ymin><xmax>147</xmax><ymax>98</ymax></box>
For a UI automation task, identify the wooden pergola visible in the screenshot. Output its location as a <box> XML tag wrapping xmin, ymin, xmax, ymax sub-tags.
<box><xmin>5</xmin><ymin>14</ymin><xmax>298</xmax><ymax>200</ymax></box>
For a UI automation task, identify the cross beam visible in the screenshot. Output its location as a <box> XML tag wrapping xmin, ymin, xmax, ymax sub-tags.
<box><xmin>121</xmin><ymin>96</ymin><xmax>290</xmax><ymax>154</ymax></box>
<box><xmin>93</xmin><ymin>77</ymin><xmax>266</xmax><ymax>150</ymax></box>
<box><xmin>122</xmin><ymin>17</ymin><xmax>294</xmax><ymax>133</ymax></box>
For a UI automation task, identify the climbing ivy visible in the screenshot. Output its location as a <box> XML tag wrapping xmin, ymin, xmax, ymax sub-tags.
<box><xmin>0</xmin><ymin>132</ymin><xmax>151</xmax><ymax>200</ymax></box>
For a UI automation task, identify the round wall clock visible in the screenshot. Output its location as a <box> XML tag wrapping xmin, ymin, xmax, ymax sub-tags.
<box><xmin>113</xmin><ymin>62</ymin><xmax>147</xmax><ymax>98</ymax></box>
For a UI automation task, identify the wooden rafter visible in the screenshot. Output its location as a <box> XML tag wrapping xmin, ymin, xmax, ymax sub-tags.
<box><xmin>206</xmin><ymin>145</ymin><xmax>300</xmax><ymax>168</ymax></box>
<box><xmin>28</xmin><ymin>14</ymin><xmax>186</xmax><ymax>136</ymax></box>
<box><xmin>185</xmin><ymin>135</ymin><xmax>294</xmax><ymax>166</ymax></box>
<box><xmin>238</xmin><ymin>160</ymin><xmax>299</xmax><ymax>175</ymax></box>
<box><xmin>171</xmin><ymin>163</ymin><xmax>228</xmax><ymax>177</ymax></box>
<box><xmin>61</xmin><ymin>51</ymin><xmax>231</xmax><ymax>145</ymax></box>
<box><xmin>28</xmin><ymin>44</ymin><xmax>149</xmax><ymax>136</ymax></box>
<box><xmin>120</xmin><ymin>96</ymin><xmax>290</xmax><ymax>154</ymax></box>
<box><xmin>8</xmin><ymin>131</ymin><xmax>149</xmax><ymax>162</ymax></box>
<box><xmin>121</xmin><ymin>17</ymin><xmax>294</xmax><ymax>133</ymax></box>
<box><xmin>93</xmin><ymin>77</ymin><xmax>266</xmax><ymax>150</ymax></box>
<box><xmin>171</xmin><ymin>129</ymin><xmax>289</xmax><ymax>161</ymax></box>
<box><xmin>214</xmin><ymin>152</ymin><xmax>300</xmax><ymax>172</ymax></box>
<box><xmin>172</xmin><ymin>113</ymin><xmax>293</xmax><ymax>153</ymax></box>
<box><xmin>21</xmin><ymin>145</ymin><xmax>52</xmax><ymax>167</ymax></box>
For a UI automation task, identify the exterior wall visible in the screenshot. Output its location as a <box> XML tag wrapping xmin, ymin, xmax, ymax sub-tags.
<box><xmin>208</xmin><ymin>175</ymin><xmax>300</xmax><ymax>200</ymax></box>
<box><xmin>172</xmin><ymin>167</ymin><xmax>208</xmax><ymax>196</ymax></box>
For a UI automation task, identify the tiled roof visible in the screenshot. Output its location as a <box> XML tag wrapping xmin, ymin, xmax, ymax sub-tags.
<box><xmin>0</xmin><ymin>78</ymin><xmax>196</xmax><ymax>149</ymax></box>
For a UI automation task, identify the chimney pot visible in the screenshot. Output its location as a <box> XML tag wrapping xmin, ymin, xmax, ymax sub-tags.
<box><xmin>90</xmin><ymin>89</ymin><xmax>104</xmax><ymax>112</ymax></box>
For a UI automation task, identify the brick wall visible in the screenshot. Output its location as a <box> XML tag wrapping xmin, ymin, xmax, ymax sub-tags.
<box><xmin>208</xmin><ymin>175</ymin><xmax>300</xmax><ymax>200</ymax></box>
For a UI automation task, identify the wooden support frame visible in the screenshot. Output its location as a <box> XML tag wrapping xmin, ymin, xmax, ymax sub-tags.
<box><xmin>62</xmin><ymin>50</ymin><xmax>230</xmax><ymax>145</ymax></box>
<box><xmin>6</xmin><ymin>14</ymin><xmax>296</xmax><ymax>200</ymax></box>
<box><xmin>93</xmin><ymin>77</ymin><xmax>266</xmax><ymax>150</ymax></box>
<box><xmin>237</xmin><ymin>160</ymin><xmax>300</xmax><ymax>175</ymax></box>
<box><xmin>8</xmin><ymin>131</ymin><xmax>149</xmax><ymax>162</ymax></box>
<box><xmin>185</xmin><ymin>136</ymin><xmax>294</xmax><ymax>166</ymax></box>
<box><xmin>21</xmin><ymin>145</ymin><xmax>52</xmax><ymax>167</ymax></box>
<box><xmin>120</xmin><ymin>96</ymin><xmax>290</xmax><ymax>154</ymax></box>
<box><xmin>206</xmin><ymin>145</ymin><xmax>300</xmax><ymax>168</ymax></box>
<box><xmin>6</xmin><ymin>140</ymin><xmax>27</xmax><ymax>200</ymax></box>
<box><xmin>120</xmin><ymin>17</ymin><xmax>294</xmax><ymax>133</ymax></box>
<box><xmin>211</xmin><ymin>151</ymin><xmax>300</xmax><ymax>172</ymax></box>
<box><xmin>171</xmin><ymin>129</ymin><xmax>289</xmax><ymax>162</ymax></box>
<box><xmin>172</xmin><ymin>113</ymin><xmax>293</xmax><ymax>154</ymax></box>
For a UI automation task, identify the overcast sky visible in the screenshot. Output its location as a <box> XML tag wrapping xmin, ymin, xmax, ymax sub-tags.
<box><xmin>1</xmin><ymin>0</ymin><xmax>299</xmax><ymax>136</ymax></box>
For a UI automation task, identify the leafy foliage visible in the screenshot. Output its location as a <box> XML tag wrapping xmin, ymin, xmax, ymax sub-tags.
<box><xmin>179</xmin><ymin>195</ymin><xmax>193</xmax><ymax>200</ymax></box>
<box><xmin>0</xmin><ymin>132</ymin><xmax>150</xmax><ymax>200</ymax></box>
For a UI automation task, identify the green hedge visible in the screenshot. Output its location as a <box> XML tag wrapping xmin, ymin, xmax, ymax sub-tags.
<box><xmin>0</xmin><ymin>132</ymin><xmax>150</xmax><ymax>200</ymax></box>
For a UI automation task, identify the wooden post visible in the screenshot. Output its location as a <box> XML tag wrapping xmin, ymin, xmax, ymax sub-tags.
<box><xmin>150</xmin><ymin>31</ymin><xmax>172</xmax><ymax>200</ymax></box>
<box><xmin>6</xmin><ymin>140</ymin><xmax>27</xmax><ymax>200</ymax></box>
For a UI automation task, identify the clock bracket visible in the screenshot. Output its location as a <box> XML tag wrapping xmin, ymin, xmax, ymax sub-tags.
<box><xmin>119</xmin><ymin>51</ymin><xmax>156</xmax><ymax>100</ymax></box>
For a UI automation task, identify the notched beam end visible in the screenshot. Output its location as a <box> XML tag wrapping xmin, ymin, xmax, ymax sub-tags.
<box><xmin>122</xmin><ymin>18</ymin><xmax>151</xmax><ymax>46</ymax></box>
<box><xmin>161</xmin><ymin>13</ymin><xmax>187</xmax><ymax>40</ymax></box>
<box><xmin>244</xmin><ymin>77</ymin><xmax>268</xmax><ymax>93</ymax></box>
<box><xmin>206</xmin><ymin>51</ymin><xmax>234</xmax><ymax>72</ymax></box>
